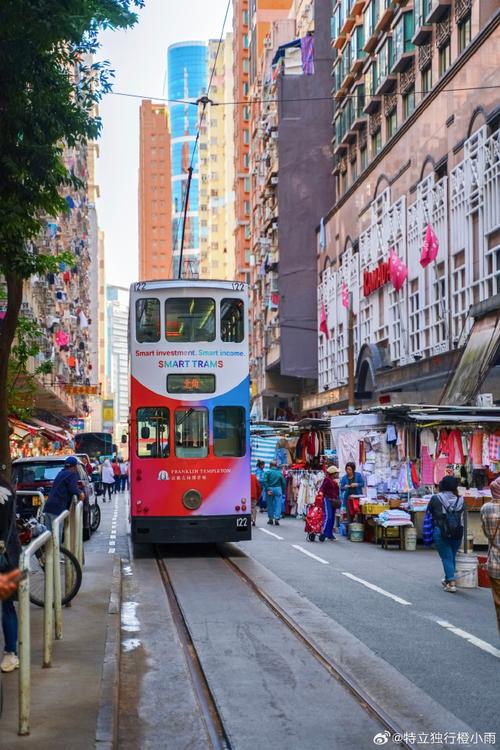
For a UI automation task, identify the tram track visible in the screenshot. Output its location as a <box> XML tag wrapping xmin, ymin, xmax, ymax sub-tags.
<box><xmin>155</xmin><ymin>549</ymin><xmax>232</xmax><ymax>750</ymax></box>
<box><xmin>155</xmin><ymin>544</ymin><xmax>412</xmax><ymax>750</ymax></box>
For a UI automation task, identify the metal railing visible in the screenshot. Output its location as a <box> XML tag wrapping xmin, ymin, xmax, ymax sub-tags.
<box><xmin>15</xmin><ymin>494</ymin><xmax>84</xmax><ymax>736</ymax></box>
<box><xmin>18</xmin><ymin>530</ymin><xmax>54</xmax><ymax>735</ymax></box>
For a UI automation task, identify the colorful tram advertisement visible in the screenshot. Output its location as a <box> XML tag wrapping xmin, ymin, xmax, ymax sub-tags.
<box><xmin>129</xmin><ymin>279</ymin><xmax>251</xmax><ymax>543</ymax></box>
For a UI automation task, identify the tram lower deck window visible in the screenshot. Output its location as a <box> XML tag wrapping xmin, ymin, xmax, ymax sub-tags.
<box><xmin>213</xmin><ymin>407</ymin><xmax>246</xmax><ymax>457</ymax></box>
<box><xmin>175</xmin><ymin>408</ymin><xmax>209</xmax><ymax>458</ymax></box>
<box><xmin>136</xmin><ymin>408</ymin><xmax>170</xmax><ymax>458</ymax></box>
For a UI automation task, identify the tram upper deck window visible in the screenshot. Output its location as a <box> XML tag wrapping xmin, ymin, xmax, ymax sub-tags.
<box><xmin>213</xmin><ymin>406</ymin><xmax>246</xmax><ymax>457</ymax></box>
<box><xmin>136</xmin><ymin>408</ymin><xmax>170</xmax><ymax>458</ymax></box>
<box><xmin>174</xmin><ymin>408</ymin><xmax>209</xmax><ymax>458</ymax></box>
<box><xmin>221</xmin><ymin>298</ymin><xmax>244</xmax><ymax>343</ymax></box>
<box><xmin>136</xmin><ymin>299</ymin><xmax>160</xmax><ymax>343</ymax></box>
<box><xmin>166</xmin><ymin>298</ymin><xmax>215</xmax><ymax>342</ymax></box>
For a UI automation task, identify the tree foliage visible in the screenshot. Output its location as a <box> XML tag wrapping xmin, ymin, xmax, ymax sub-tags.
<box><xmin>0</xmin><ymin>0</ymin><xmax>143</xmax><ymax>477</ymax></box>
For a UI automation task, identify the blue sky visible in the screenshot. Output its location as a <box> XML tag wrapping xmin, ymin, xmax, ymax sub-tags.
<box><xmin>96</xmin><ymin>0</ymin><xmax>232</xmax><ymax>288</ymax></box>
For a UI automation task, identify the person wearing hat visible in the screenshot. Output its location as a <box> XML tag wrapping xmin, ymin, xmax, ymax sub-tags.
<box><xmin>319</xmin><ymin>466</ymin><xmax>341</xmax><ymax>541</ymax></box>
<box><xmin>481</xmin><ymin>477</ymin><xmax>500</xmax><ymax>631</ymax></box>
<box><xmin>44</xmin><ymin>456</ymin><xmax>85</xmax><ymax>537</ymax></box>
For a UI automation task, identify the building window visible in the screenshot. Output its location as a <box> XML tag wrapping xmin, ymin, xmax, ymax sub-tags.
<box><xmin>243</xmin><ymin>153</ymin><xmax>250</xmax><ymax>168</ymax></box>
<box><xmin>242</xmin><ymin>9</ymin><xmax>249</xmax><ymax>25</ymax></box>
<box><xmin>421</xmin><ymin>67</ymin><xmax>432</xmax><ymax>96</ymax></box>
<box><xmin>438</xmin><ymin>42</ymin><xmax>451</xmax><ymax>76</ymax></box>
<box><xmin>371</xmin><ymin>131</ymin><xmax>382</xmax><ymax>157</ymax></box>
<box><xmin>386</xmin><ymin>111</ymin><xmax>397</xmax><ymax>138</ymax></box>
<box><xmin>351</xmin><ymin>159</ymin><xmax>358</xmax><ymax>183</ymax></box>
<box><xmin>360</xmin><ymin>144</ymin><xmax>368</xmax><ymax>171</ymax></box>
<box><xmin>243</xmin><ymin>82</ymin><xmax>249</xmax><ymax>96</ymax></box>
<box><xmin>243</xmin><ymin>129</ymin><xmax>250</xmax><ymax>144</ymax></box>
<box><xmin>244</xmin><ymin>225</ymin><xmax>251</xmax><ymax>240</ymax></box>
<box><xmin>244</xmin><ymin>176</ymin><xmax>251</xmax><ymax>192</ymax></box>
<box><xmin>243</xmin><ymin>58</ymin><xmax>250</xmax><ymax>73</ymax></box>
<box><xmin>243</xmin><ymin>34</ymin><xmax>249</xmax><ymax>49</ymax></box>
<box><xmin>403</xmin><ymin>87</ymin><xmax>415</xmax><ymax>120</ymax></box>
<box><xmin>458</xmin><ymin>14</ymin><xmax>471</xmax><ymax>52</ymax></box>
<box><xmin>243</xmin><ymin>105</ymin><xmax>250</xmax><ymax>120</ymax></box>
<box><xmin>244</xmin><ymin>200</ymin><xmax>250</xmax><ymax>215</ymax></box>
<box><xmin>341</xmin><ymin>171</ymin><xmax>348</xmax><ymax>194</ymax></box>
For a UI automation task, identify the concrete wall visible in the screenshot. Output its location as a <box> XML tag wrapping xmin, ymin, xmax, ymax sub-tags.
<box><xmin>277</xmin><ymin>0</ymin><xmax>335</xmax><ymax>379</ymax></box>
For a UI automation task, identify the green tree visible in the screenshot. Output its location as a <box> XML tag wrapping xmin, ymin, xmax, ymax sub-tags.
<box><xmin>0</xmin><ymin>1</ymin><xmax>142</xmax><ymax>480</ymax></box>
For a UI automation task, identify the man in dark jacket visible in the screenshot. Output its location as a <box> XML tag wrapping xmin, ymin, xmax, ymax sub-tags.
<box><xmin>44</xmin><ymin>457</ymin><xmax>84</xmax><ymax>535</ymax></box>
<box><xmin>0</xmin><ymin>477</ymin><xmax>22</xmax><ymax>673</ymax></box>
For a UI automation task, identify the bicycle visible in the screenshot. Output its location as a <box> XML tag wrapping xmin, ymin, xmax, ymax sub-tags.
<box><xmin>17</xmin><ymin>516</ymin><xmax>82</xmax><ymax>607</ymax></box>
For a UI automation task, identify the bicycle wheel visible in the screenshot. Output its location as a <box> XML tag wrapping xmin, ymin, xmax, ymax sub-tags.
<box><xmin>90</xmin><ymin>503</ymin><xmax>101</xmax><ymax>533</ymax></box>
<box><xmin>29</xmin><ymin>546</ymin><xmax>82</xmax><ymax>607</ymax></box>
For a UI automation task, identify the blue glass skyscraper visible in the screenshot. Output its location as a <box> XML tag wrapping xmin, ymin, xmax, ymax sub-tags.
<box><xmin>167</xmin><ymin>41</ymin><xmax>207</xmax><ymax>277</ymax></box>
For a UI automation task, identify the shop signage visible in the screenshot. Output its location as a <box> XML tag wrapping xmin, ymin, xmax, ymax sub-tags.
<box><xmin>70</xmin><ymin>418</ymin><xmax>85</xmax><ymax>431</ymax></box>
<box><xmin>102</xmin><ymin>399</ymin><xmax>114</xmax><ymax>433</ymax></box>
<box><xmin>363</xmin><ymin>260</ymin><xmax>390</xmax><ymax>297</ymax></box>
<box><xmin>65</xmin><ymin>384</ymin><xmax>101</xmax><ymax>395</ymax></box>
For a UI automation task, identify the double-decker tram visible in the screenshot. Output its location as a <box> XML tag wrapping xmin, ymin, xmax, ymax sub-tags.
<box><xmin>129</xmin><ymin>279</ymin><xmax>251</xmax><ymax>543</ymax></box>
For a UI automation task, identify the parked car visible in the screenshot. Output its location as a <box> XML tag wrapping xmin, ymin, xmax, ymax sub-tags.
<box><xmin>11</xmin><ymin>455</ymin><xmax>97</xmax><ymax>540</ymax></box>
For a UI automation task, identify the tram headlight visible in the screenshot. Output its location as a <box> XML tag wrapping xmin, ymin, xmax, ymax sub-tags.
<box><xmin>182</xmin><ymin>489</ymin><xmax>203</xmax><ymax>510</ymax></box>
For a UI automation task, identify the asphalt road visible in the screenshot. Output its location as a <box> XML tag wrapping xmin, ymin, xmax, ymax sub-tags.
<box><xmin>236</xmin><ymin>516</ymin><xmax>500</xmax><ymax>736</ymax></box>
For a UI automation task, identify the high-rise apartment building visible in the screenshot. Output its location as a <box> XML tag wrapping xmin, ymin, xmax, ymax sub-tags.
<box><xmin>233</xmin><ymin>1</ymin><xmax>294</xmax><ymax>283</ymax></box>
<box><xmin>308</xmin><ymin>0</ymin><xmax>500</xmax><ymax>413</ymax></box>
<box><xmin>106</xmin><ymin>285</ymin><xmax>129</xmax><ymax>443</ymax></box>
<box><xmin>167</xmin><ymin>42</ymin><xmax>208</xmax><ymax>278</ymax></box>
<box><xmin>199</xmin><ymin>36</ymin><xmax>236</xmax><ymax>280</ymax></box>
<box><xmin>138</xmin><ymin>101</ymin><xmax>172</xmax><ymax>281</ymax></box>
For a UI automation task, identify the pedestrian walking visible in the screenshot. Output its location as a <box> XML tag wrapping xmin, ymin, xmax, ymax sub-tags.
<box><xmin>340</xmin><ymin>462</ymin><xmax>365</xmax><ymax>522</ymax></box>
<box><xmin>428</xmin><ymin>476</ymin><xmax>464</xmax><ymax>593</ymax></box>
<box><xmin>120</xmin><ymin>459</ymin><xmax>129</xmax><ymax>492</ymax></box>
<box><xmin>262</xmin><ymin>460</ymin><xmax>286</xmax><ymax>526</ymax></box>
<box><xmin>250</xmin><ymin>472</ymin><xmax>261</xmax><ymax>527</ymax></box>
<box><xmin>101</xmin><ymin>458</ymin><xmax>115</xmax><ymax>502</ymax></box>
<box><xmin>0</xmin><ymin>478</ymin><xmax>22</xmax><ymax>673</ymax></box>
<box><xmin>43</xmin><ymin>456</ymin><xmax>85</xmax><ymax>539</ymax></box>
<box><xmin>319</xmin><ymin>465</ymin><xmax>341</xmax><ymax>541</ymax></box>
<box><xmin>112</xmin><ymin>459</ymin><xmax>121</xmax><ymax>493</ymax></box>
<box><xmin>255</xmin><ymin>460</ymin><xmax>267</xmax><ymax>512</ymax></box>
<box><xmin>481</xmin><ymin>477</ymin><xmax>500</xmax><ymax>631</ymax></box>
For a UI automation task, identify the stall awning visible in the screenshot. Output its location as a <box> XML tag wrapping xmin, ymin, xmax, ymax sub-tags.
<box><xmin>29</xmin><ymin>418</ymin><xmax>72</xmax><ymax>444</ymax></box>
<box><xmin>9</xmin><ymin>418</ymin><xmax>41</xmax><ymax>440</ymax></box>
<box><xmin>441</xmin><ymin>309</ymin><xmax>500</xmax><ymax>405</ymax></box>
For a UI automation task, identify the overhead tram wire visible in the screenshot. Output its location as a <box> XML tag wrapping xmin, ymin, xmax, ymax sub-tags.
<box><xmin>175</xmin><ymin>0</ymin><xmax>232</xmax><ymax>280</ymax></box>
<box><xmin>112</xmin><ymin>82</ymin><xmax>500</xmax><ymax>109</ymax></box>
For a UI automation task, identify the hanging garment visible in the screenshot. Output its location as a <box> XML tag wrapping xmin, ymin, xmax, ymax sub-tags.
<box><xmin>489</xmin><ymin>433</ymin><xmax>500</xmax><ymax>462</ymax></box>
<box><xmin>420</xmin><ymin>429</ymin><xmax>437</xmax><ymax>457</ymax></box>
<box><xmin>470</xmin><ymin>432</ymin><xmax>483</xmax><ymax>467</ymax></box>
<box><xmin>434</xmin><ymin>455</ymin><xmax>448</xmax><ymax>484</ymax></box>
<box><xmin>421</xmin><ymin>447</ymin><xmax>435</xmax><ymax>484</ymax></box>
<box><xmin>447</xmin><ymin>430</ymin><xmax>465</xmax><ymax>464</ymax></box>
<box><xmin>386</xmin><ymin>424</ymin><xmax>397</xmax><ymax>444</ymax></box>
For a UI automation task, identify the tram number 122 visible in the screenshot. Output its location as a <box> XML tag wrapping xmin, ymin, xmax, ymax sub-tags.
<box><xmin>237</xmin><ymin>517</ymin><xmax>248</xmax><ymax>527</ymax></box>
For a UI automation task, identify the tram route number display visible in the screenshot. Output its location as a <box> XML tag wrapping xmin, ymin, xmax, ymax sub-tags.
<box><xmin>167</xmin><ymin>374</ymin><xmax>215</xmax><ymax>394</ymax></box>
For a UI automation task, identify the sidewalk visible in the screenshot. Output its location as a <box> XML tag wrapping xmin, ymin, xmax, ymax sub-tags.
<box><xmin>0</xmin><ymin>492</ymin><xmax>128</xmax><ymax>749</ymax></box>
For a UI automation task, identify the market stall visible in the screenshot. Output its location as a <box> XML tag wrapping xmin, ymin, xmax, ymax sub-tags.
<box><xmin>331</xmin><ymin>405</ymin><xmax>500</xmax><ymax>548</ymax></box>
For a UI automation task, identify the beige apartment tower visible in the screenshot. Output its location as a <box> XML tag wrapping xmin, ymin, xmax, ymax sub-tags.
<box><xmin>138</xmin><ymin>101</ymin><xmax>173</xmax><ymax>281</ymax></box>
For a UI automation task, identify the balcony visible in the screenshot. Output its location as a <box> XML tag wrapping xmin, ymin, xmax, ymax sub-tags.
<box><xmin>363</xmin><ymin>0</ymin><xmax>380</xmax><ymax>53</ymax></box>
<box><xmin>351</xmin><ymin>0</ymin><xmax>366</xmax><ymax>14</ymax></box>
<box><xmin>425</xmin><ymin>0</ymin><xmax>451</xmax><ymax>23</ymax></box>
<box><xmin>350</xmin><ymin>25</ymin><xmax>367</xmax><ymax>74</ymax></box>
<box><xmin>412</xmin><ymin>1</ymin><xmax>432</xmax><ymax>44</ymax></box>
<box><xmin>375</xmin><ymin>0</ymin><xmax>394</xmax><ymax>32</ymax></box>
<box><xmin>375</xmin><ymin>39</ymin><xmax>396</xmax><ymax>94</ymax></box>
<box><xmin>391</xmin><ymin>11</ymin><xmax>416</xmax><ymax>72</ymax></box>
<box><xmin>363</xmin><ymin>63</ymin><xmax>382</xmax><ymax>114</ymax></box>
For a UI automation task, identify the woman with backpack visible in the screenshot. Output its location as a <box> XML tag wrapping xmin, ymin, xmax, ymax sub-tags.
<box><xmin>428</xmin><ymin>476</ymin><xmax>464</xmax><ymax>593</ymax></box>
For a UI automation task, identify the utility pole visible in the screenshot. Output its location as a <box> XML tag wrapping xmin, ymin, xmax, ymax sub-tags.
<box><xmin>177</xmin><ymin>165</ymin><xmax>194</xmax><ymax>280</ymax></box>
<box><xmin>347</xmin><ymin>292</ymin><xmax>355</xmax><ymax>412</ymax></box>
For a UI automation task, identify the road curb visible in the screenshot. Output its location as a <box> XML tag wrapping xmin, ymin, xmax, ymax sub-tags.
<box><xmin>95</xmin><ymin>556</ymin><xmax>122</xmax><ymax>749</ymax></box>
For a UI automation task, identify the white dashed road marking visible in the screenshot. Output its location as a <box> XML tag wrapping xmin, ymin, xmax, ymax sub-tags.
<box><xmin>258</xmin><ymin>527</ymin><xmax>284</xmax><ymax>541</ymax></box>
<box><xmin>341</xmin><ymin>572</ymin><xmax>412</xmax><ymax>606</ymax></box>
<box><xmin>291</xmin><ymin>544</ymin><xmax>329</xmax><ymax>565</ymax></box>
<box><xmin>433</xmin><ymin>619</ymin><xmax>500</xmax><ymax>658</ymax></box>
